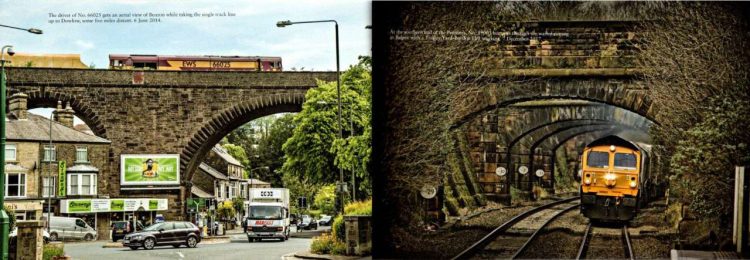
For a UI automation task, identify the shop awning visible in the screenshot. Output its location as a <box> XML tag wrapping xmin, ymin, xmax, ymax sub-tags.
<box><xmin>191</xmin><ymin>186</ymin><xmax>213</xmax><ymax>198</ymax></box>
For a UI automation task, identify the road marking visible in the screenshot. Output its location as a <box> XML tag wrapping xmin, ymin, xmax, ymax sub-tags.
<box><xmin>177</xmin><ymin>252</ymin><xmax>184</xmax><ymax>258</ymax></box>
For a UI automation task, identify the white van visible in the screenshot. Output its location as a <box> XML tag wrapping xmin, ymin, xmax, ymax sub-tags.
<box><xmin>49</xmin><ymin>216</ymin><xmax>97</xmax><ymax>241</ymax></box>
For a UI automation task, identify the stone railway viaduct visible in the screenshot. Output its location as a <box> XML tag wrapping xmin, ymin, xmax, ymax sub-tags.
<box><xmin>4</xmin><ymin>67</ymin><xmax>336</xmax><ymax>219</ymax></box>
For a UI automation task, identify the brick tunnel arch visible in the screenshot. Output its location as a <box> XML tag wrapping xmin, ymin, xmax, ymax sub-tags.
<box><xmin>450</xmin><ymin>97</ymin><xmax>654</xmax><ymax>201</ymax></box>
<box><xmin>450</xmin><ymin>79</ymin><xmax>656</xmax><ymax>129</ymax></box>
<box><xmin>178</xmin><ymin>93</ymin><xmax>306</xmax><ymax>213</ymax></box>
<box><xmin>20</xmin><ymin>90</ymin><xmax>109</xmax><ymax>138</ymax></box>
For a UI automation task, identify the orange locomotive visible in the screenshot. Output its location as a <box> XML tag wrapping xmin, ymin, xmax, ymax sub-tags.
<box><xmin>579</xmin><ymin>136</ymin><xmax>650</xmax><ymax>221</ymax></box>
<box><xmin>109</xmin><ymin>54</ymin><xmax>282</xmax><ymax>71</ymax></box>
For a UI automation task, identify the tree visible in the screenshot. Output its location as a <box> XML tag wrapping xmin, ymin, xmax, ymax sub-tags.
<box><xmin>223</xmin><ymin>143</ymin><xmax>250</xmax><ymax>168</ymax></box>
<box><xmin>313</xmin><ymin>184</ymin><xmax>337</xmax><ymax>214</ymax></box>
<box><xmin>255</xmin><ymin>114</ymin><xmax>297</xmax><ymax>187</ymax></box>
<box><xmin>282</xmin><ymin>57</ymin><xmax>372</xmax><ymax>196</ymax></box>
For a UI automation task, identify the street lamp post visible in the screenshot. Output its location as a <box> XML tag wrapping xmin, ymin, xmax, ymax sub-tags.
<box><xmin>0</xmin><ymin>44</ymin><xmax>13</xmax><ymax>260</ymax></box>
<box><xmin>1</xmin><ymin>24</ymin><xmax>43</xmax><ymax>260</ymax></box>
<box><xmin>277</xmin><ymin>19</ymin><xmax>346</xmax><ymax>214</ymax></box>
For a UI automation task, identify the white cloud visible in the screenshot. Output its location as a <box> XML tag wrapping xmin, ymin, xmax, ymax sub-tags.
<box><xmin>74</xmin><ymin>40</ymin><xmax>95</xmax><ymax>50</ymax></box>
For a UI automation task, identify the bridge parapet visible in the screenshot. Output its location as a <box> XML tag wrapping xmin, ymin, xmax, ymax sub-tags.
<box><xmin>5</xmin><ymin>67</ymin><xmax>337</xmax><ymax>88</ymax></box>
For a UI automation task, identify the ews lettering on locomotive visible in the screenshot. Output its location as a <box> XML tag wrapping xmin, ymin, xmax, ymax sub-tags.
<box><xmin>182</xmin><ymin>60</ymin><xmax>196</xmax><ymax>67</ymax></box>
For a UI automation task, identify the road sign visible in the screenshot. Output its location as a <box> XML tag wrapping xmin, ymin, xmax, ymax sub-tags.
<box><xmin>495</xmin><ymin>167</ymin><xmax>507</xmax><ymax>176</ymax></box>
<box><xmin>420</xmin><ymin>185</ymin><xmax>437</xmax><ymax>199</ymax></box>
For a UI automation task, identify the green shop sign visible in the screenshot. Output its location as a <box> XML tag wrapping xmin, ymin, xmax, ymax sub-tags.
<box><xmin>120</xmin><ymin>154</ymin><xmax>180</xmax><ymax>186</ymax></box>
<box><xmin>58</xmin><ymin>160</ymin><xmax>66</xmax><ymax>196</ymax></box>
<box><xmin>68</xmin><ymin>200</ymin><xmax>91</xmax><ymax>213</ymax></box>
<box><xmin>149</xmin><ymin>200</ymin><xmax>158</xmax><ymax>210</ymax></box>
<box><xmin>111</xmin><ymin>200</ymin><xmax>124</xmax><ymax>211</ymax></box>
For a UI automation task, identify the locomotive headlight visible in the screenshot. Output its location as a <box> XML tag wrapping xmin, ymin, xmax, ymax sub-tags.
<box><xmin>604</xmin><ymin>173</ymin><xmax>617</xmax><ymax>187</ymax></box>
<box><xmin>584</xmin><ymin>178</ymin><xmax>591</xmax><ymax>185</ymax></box>
<box><xmin>630</xmin><ymin>181</ymin><xmax>637</xmax><ymax>188</ymax></box>
<box><xmin>610</xmin><ymin>145</ymin><xmax>616</xmax><ymax>152</ymax></box>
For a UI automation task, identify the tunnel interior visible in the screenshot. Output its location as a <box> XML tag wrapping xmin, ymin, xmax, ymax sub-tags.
<box><xmin>442</xmin><ymin>98</ymin><xmax>659</xmax><ymax>214</ymax></box>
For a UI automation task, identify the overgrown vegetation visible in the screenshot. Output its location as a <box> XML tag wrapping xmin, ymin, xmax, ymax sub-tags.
<box><xmin>638</xmin><ymin>2</ymin><xmax>750</xmax><ymax>241</ymax></box>
<box><xmin>43</xmin><ymin>244</ymin><xmax>64</xmax><ymax>260</ymax></box>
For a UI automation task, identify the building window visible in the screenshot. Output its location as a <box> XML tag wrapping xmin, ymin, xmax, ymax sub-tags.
<box><xmin>225</xmin><ymin>185</ymin><xmax>230</xmax><ymax>199</ymax></box>
<box><xmin>6</xmin><ymin>173</ymin><xmax>26</xmax><ymax>197</ymax></box>
<box><xmin>42</xmin><ymin>177</ymin><xmax>56</xmax><ymax>198</ymax></box>
<box><xmin>76</xmin><ymin>147</ymin><xmax>88</xmax><ymax>162</ymax></box>
<box><xmin>44</xmin><ymin>145</ymin><xmax>56</xmax><ymax>162</ymax></box>
<box><xmin>68</xmin><ymin>174</ymin><xmax>97</xmax><ymax>196</ymax></box>
<box><xmin>229</xmin><ymin>184</ymin><xmax>236</xmax><ymax>199</ymax></box>
<box><xmin>5</xmin><ymin>144</ymin><xmax>16</xmax><ymax>161</ymax></box>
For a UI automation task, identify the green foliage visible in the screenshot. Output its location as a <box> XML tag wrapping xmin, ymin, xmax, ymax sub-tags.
<box><xmin>223</xmin><ymin>144</ymin><xmax>250</xmax><ymax>168</ymax></box>
<box><xmin>43</xmin><ymin>244</ymin><xmax>64</xmax><ymax>260</ymax></box>
<box><xmin>332</xmin><ymin>215</ymin><xmax>345</xmax><ymax>242</ymax></box>
<box><xmin>4</xmin><ymin>205</ymin><xmax>15</xmax><ymax>231</ymax></box>
<box><xmin>307</xmin><ymin>209</ymin><xmax>322</xmax><ymax>219</ymax></box>
<box><xmin>282</xmin><ymin>171</ymin><xmax>321</xmax><ymax>210</ymax></box>
<box><xmin>217</xmin><ymin>201</ymin><xmax>236</xmax><ymax>221</ymax></box>
<box><xmin>231</xmin><ymin>197</ymin><xmax>245</xmax><ymax>215</ymax></box>
<box><xmin>313</xmin><ymin>184</ymin><xmax>336</xmax><ymax>215</ymax></box>
<box><xmin>344</xmin><ymin>199</ymin><xmax>372</xmax><ymax>216</ymax></box>
<box><xmin>669</xmin><ymin>97</ymin><xmax>750</xmax><ymax>224</ymax></box>
<box><xmin>310</xmin><ymin>233</ymin><xmax>346</xmax><ymax>255</ymax></box>
<box><xmin>283</xmin><ymin>57</ymin><xmax>372</xmax><ymax>197</ymax></box>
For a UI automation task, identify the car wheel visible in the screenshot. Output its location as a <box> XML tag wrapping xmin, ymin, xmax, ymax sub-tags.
<box><xmin>50</xmin><ymin>233</ymin><xmax>58</xmax><ymax>242</ymax></box>
<box><xmin>144</xmin><ymin>238</ymin><xmax>155</xmax><ymax>250</ymax></box>
<box><xmin>247</xmin><ymin>237</ymin><xmax>253</xmax><ymax>243</ymax></box>
<box><xmin>44</xmin><ymin>237</ymin><xmax>49</xmax><ymax>244</ymax></box>
<box><xmin>129</xmin><ymin>246</ymin><xmax>139</xmax><ymax>250</ymax></box>
<box><xmin>186</xmin><ymin>236</ymin><xmax>198</xmax><ymax>248</ymax></box>
<box><xmin>112</xmin><ymin>237</ymin><xmax>118</xmax><ymax>242</ymax></box>
<box><xmin>84</xmin><ymin>234</ymin><xmax>94</xmax><ymax>241</ymax></box>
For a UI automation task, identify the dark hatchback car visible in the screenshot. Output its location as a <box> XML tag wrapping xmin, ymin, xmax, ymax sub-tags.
<box><xmin>122</xmin><ymin>221</ymin><xmax>201</xmax><ymax>250</ymax></box>
<box><xmin>111</xmin><ymin>221</ymin><xmax>144</xmax><ymax>242</ymax></box>
<box><xmin>297</xmin><ymin>215</ymin><xmax>318</xmax><ymax>230</ymax></box>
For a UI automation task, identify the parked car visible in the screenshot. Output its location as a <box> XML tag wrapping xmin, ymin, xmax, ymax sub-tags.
<box><xmin>122</xmin><ymin>221</ymin><xmax>201</xmax><ymax>250</ymax></box>
<box><xmin>9</xmin><ymin>227</ymin><xmax>51</xmax><ymax>243</ymax></box>
<box><xmin>297</xmin><ymin>215</ymin><xmax>318</xmax><ymax>230</ymax></box>
<box><xmin>318</xmin><ymin>215</ymin><xmax>333</xmax><ymax>226</ymax></box>
<box><xmin>49</xmin><ymin>216</ymin><xmax>97</xmax><ymax>241</ymax></box>
<box><xmin>154</xmin><ymin>214</ymin><xmax>165</xmax><ymax>224</ymax></box>
<box><xmin>111</xmin><ymin>221</ymin><xmax>144</xmax><ymax>242</ymax></box>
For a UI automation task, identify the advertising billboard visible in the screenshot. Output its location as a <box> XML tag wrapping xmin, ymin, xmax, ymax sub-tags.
<box><xmin>120</xmin><ymin>154</ymin><xmax>180</xmax><ymax>186</ymax></box>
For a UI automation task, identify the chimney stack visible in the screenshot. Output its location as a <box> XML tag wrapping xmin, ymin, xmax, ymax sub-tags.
<box><xmin>8</xmin><ymin>93</ymin><xmax>28</xmax><ymax>120</ymax></box>
<box><xmin>53</xmin><ymin>101</ymin><xmax>75</xmax><ymax>128</ymax></box>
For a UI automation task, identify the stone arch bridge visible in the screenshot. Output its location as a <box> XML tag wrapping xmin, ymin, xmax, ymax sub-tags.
<box><xmin>4</xmin><ymin>67</ymin><xmax>336</xmax><ymax>219</ymax></box>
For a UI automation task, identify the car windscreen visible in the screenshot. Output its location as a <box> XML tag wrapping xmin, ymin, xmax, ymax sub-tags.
<box><xmin>143</xmin><ymin>222</ymin><xmax>165</xmax><ymax>231</ymax></box>
<box><xmin>614</xmin><ymin>153</ymin><xmax>637</xmax><ymax>169</ymax></box>
<box><xmin>249</xmin><ymin>206</ymin><xmax>282</xmax><ymax>220</ymax></box>
<box><xmin>587</xmin><ymin>151</ymin><xmax>609</xmax><ymax>168</ymax></box>
<box><xmin>113</xmin><ymin>222</ymin><xmax>127</xmax><ymax>229</ymax></box>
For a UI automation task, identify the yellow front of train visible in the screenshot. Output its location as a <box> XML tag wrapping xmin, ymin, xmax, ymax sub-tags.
<box><xmin>580</xmin><ymin>144</ymin><xmax>641</xmax><ymax>221</ymax></box>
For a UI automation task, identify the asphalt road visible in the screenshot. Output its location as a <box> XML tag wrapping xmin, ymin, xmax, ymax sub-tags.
<box><xmin>65</xmin><ymin>233</ymin><xmax>314</xmax><ymax>260</ymax></box>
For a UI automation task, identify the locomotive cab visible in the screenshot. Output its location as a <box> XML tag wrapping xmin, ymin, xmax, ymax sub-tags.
<box><xmin>580</xmin><ymin>136</ymin><xmax>644</xmax><ymax>222</ymax></box>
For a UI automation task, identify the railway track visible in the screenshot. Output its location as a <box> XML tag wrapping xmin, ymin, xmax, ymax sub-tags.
<box><xmin>576</xmin><ymin>223</ymin><xmax>634</xmax><ymax>260</ymax></box>
<box><xmin>451</xmin><ymin>197</ymin><xmax>580</xmax><ymax>260</ymax></box>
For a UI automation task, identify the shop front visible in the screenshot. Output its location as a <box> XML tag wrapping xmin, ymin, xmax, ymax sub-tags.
<box><xmin>60</xmin><ymin>198</ymin><xmax>169</xmax><ymax>239</ymax></box>
<box><xmin>5</xmin><ymin>199</ymin><xmax>44</xmax><ymax>221</ymax></box>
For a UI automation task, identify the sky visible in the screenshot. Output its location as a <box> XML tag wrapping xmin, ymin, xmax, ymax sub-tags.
<box><xmin>1</xmin><ymin>0</ymin><xmax>371</xmax><ymax>123</ymax></box>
